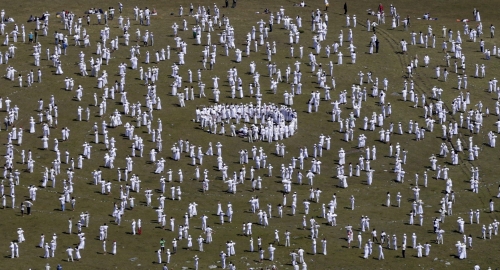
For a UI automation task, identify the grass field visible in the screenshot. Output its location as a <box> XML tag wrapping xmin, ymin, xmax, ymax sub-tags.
<box><xmin>1</xmin><ymin>0</ymin><xmax>500</xmax><ymax>269</ymax></box>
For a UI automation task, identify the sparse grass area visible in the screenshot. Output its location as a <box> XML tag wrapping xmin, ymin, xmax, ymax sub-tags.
<box><xmin>1</xmin><ymin>0</ymin><xmax>500</xmax><ymax>269</ymax></box>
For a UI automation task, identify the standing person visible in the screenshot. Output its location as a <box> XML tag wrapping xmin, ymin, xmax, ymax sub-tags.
<box><xmin>172</xmin><ymin>238</ymin><xmax>178</xmax><ymax>253</ymax></box>
<box><xmin>9</xmin><ymin>242</ymin><xmax>15</xmax><ymax>258</ymax></box>
<box><xmin>371</xmin><ymin>229</ymin><xmax>378</xmax><ymax>243</ymax></box>
<box><xmin>268</xmin><ymin>244</ymin><xmax>276</xmax><ymax>260</ymax></box>
<box><xmin>363</xmin><ymin>243</ymin><xmax>369</xmax><ymax>259</ymax></box>
<box><xmin>68</xmin><ymin>218</ymin><xmax>73</xmax><ymax>234</ymax></box>
<box><xmin>25</xmin><ymin>201</ymin><xmax>32</xmax><ymax>215</ymax></box>
<box><xmin>346</xmin><ymin>226</ymin><xmax>353</xmax><ymax>248</ymax></box>
<box><xmin>75</xmin><ymin>246</ymin><xmax>81</xmax><ymax>261</ymax></box>
<box><xmin>344</xmin><ymin>2</ymin><xmax>348</xmax><ymax>14</ymax></box>
<box><xmin>160</xmin><ymin>238</ymin><xmax>165</xmax><ymax>252</ymax></box>
<box><xmin>378</xmin><ymin>244</ymin><xmax>384</xmax><ymax>260</ymax></box>
<box><xmin>131</xmin><ymin>219</ymin><xmax>136</xmax><ymax>235</ymax></box>
<box><xmin>111</xmin><ymin>241</ymin><xmax>117</xmax><ymax>255</ymax></box>
<box><xmin>424</xmin><ymin>242</ymin><xmax>431</xmax><ymax>256</ymax></box>
<box><xmin>70</xmin><ymin>197</ymin><xmax>76</xmax><ymax>211</ymax></box>
<box><xmin>138</xmin><ymin>219</ymin><xmax>142</xmax><ymax>235</ymax></box>
<box><xmin>193</xmin><ymin>255</ymin><xmax>199</xmax><ymax>270</ymax></box>
<box><xmin>321</xmin><ymin>238</ymin><xmax>327</xmax><ymax>255</ymax></box>
<box><xmin>157</xmin><ymin>249</ymin><xmax>162</xmax><ymax>264</ymax></box>
<box><xmin>401</xmin><ymin>242</ymin><xmax>406</xmax><ymax>258</ymax></box>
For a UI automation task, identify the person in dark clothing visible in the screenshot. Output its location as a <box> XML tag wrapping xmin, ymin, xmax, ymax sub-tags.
<box><xmin>375</xmin><ymin>39</ymin><xmax>379</xmax><ymax>53</ymax></box>
<box><xmin>225</xmin><ymin>0</ymin><xmax>229</xmax><ymax>8</ymax></box>
<box><xmin>232</xmin><ymin>0</ymin><xmax>237</xmax><ymax>8</ymax></box>
<box><xmin>344</xmin><ymin>2</ymin><xmax>347</xmax><ymax>14</ymax></box>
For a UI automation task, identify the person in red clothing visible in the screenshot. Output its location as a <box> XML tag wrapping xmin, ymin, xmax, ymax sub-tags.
<box><xmin>378</xmin><ymin>3</ymin><xmax>384</xmax><ymax>13</ymax></box>
<box><xmin>137</xmin><ymin>218</ymin><xmax>142</xmax><ymax>235</ymax></box>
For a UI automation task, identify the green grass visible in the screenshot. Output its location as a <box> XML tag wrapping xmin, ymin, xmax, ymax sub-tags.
<box><xmin>1</xmin><ymin>0</ymin><xmax>500</xmax><ymax>269</ymax></box>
